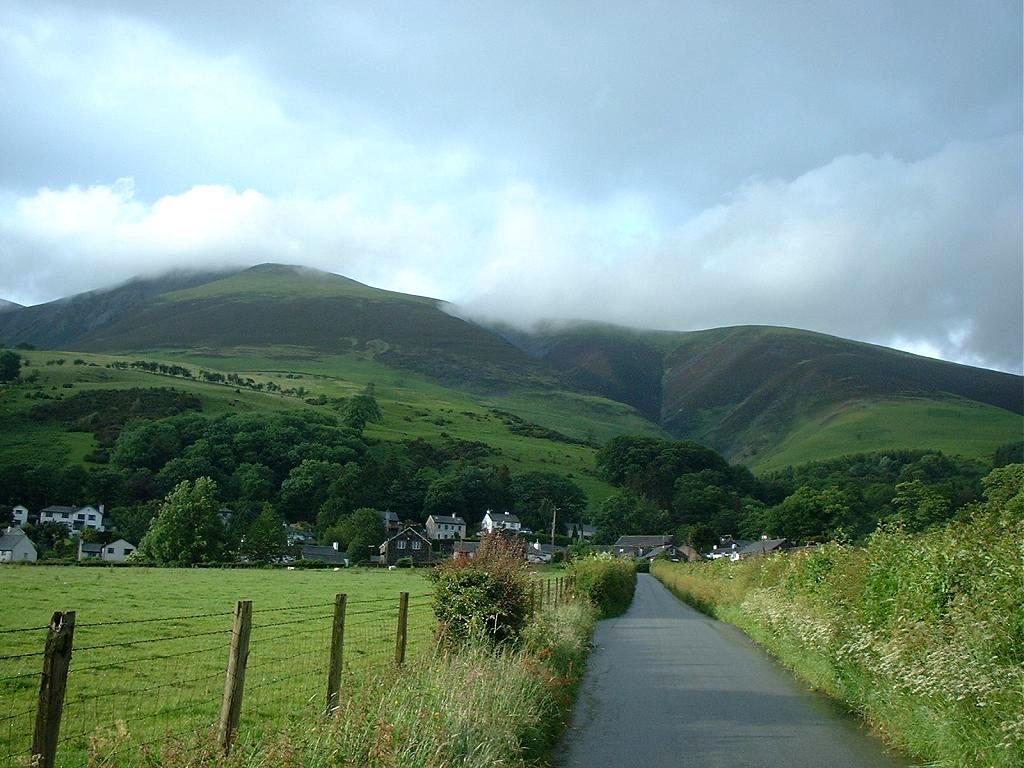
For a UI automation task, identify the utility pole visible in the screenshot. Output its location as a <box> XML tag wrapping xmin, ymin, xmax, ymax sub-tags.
<box><xmin>550</xmin><ymin>505</ymin><xmax>559</xmax><ymax>548</ymax></box>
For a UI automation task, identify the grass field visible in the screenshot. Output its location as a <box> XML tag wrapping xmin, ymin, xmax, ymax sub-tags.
<box><xmin>749</xmin><ymin>396</ymin><xmax>1021</xmax><ymax>472</ymax></box>
<box><xmin>0</xmin><ymin>565</ymin><xmax>567</xmax><ymax>767</ymax></box>
<box><xmin>0</xmin><ymin>567</ymin><xmax>435</xmax><ymax>767</ymax></box>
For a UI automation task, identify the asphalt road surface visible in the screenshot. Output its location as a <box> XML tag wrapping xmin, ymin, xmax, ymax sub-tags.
<box><xmin>555</xmin><ymin>574</ymin><xmax>910</xmax><ymax>768</ymax></box>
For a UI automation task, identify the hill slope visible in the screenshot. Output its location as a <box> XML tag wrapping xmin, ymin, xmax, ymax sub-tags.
<box><xmin>2</xmin><ymin>265</ymin><xmax>1020</xmax><ymax>472</ymax></box>
<box><xmin>503</xmin><ymin>323</ymin><xmax>1022</xmax><ymax>467</ymax></box>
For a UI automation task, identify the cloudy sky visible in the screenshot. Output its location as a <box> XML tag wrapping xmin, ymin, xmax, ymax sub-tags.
<box><xmin>1</xmin><ymin>1</ymin><xmax>1021</xmax><ymax>372</ymax></box>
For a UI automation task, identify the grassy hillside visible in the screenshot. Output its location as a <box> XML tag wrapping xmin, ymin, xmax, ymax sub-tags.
<box><xmin>0</xmin><ymin>348</ymin><xmax>642</xmax><ymax>506</ymax></box>
<box><xmin>2</xmin><ymin>265</ymin><xmax>1019</xmax><ymax>477</ymax></box>
<box><xmin>518</xmin><ymin>323</ymin><xmax>1022</xmax><ymax>467</ymax></box>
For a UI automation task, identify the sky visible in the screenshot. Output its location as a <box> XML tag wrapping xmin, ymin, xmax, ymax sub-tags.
<box><xmin>0</xmin><ymin>1</ymin><xmax>1021</xmax><ymax>372</ymax></box>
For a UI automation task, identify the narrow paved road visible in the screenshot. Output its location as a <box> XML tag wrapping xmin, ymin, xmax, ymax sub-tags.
<box><xmin>556</xmin><ymin>574</ymin><xmax>909</xmax><ymax>768</ymax></box>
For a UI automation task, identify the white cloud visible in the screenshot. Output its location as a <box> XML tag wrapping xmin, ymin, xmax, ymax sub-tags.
<box><xmin>1</xmin><ymin>135</ymin><xmax>1020</xmax><ymax>373</ymax></box>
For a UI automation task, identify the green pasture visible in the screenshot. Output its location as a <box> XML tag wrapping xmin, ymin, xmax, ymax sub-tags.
<box><xmin>749</xmin><ymin>396</ymin><xmax>1021</xmax><ymax>473</ymax></box>
<box><xmin>0</xmin><ymin>565</ymin><xmax>566</xmax><ymax>767</ymax></box>
<box><xmin>0</xmin><ymin>567</ymin><xmax>434</xmax><ymax>766</ymax></box>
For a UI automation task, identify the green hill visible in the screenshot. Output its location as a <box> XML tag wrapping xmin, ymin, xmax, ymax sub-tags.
<box><xmin>1</xmin><ymin>265</ymin><xmax>1020</xmax><ymax>478</ymax></box>
<box><xmin>500</xmin><ymin>323</ymin><xmax>1022</xmax><ymax>467</ymax></box>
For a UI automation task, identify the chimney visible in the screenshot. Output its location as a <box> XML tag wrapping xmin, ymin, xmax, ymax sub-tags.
<box><xmin>332</xmin><ymin>541</ymin><xmax>339</xmax><ymax>551</ymax></box>
<box><xmin>99</xmin><ymin>504</ymin><xmax>105</xmax><ymax>515</ymax></box>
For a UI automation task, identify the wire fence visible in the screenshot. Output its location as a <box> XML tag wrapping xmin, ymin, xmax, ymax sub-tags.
<box><xmin>0</xmin><ymin>571</ymin><xmax>572</xmax><ymax>767</ymax></box>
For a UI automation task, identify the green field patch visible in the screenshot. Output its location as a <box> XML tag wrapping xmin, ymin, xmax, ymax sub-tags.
<box><xmin>751</xmin><ymin>396</ymin><xmax>1022</xmax><ymax>472</ymax></box>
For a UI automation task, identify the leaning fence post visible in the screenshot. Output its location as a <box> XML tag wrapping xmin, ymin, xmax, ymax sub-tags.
<box><xmin>325</xmin><ymin>593</ymin><xmax>347</xmax><ymax>717</ymax></box>
<box><xmin>31</xmin><ymin>610</ymin><xmax>76</xmax><ymax>768</ymax></box>
<box><xmin>395</xmin><ymin>592</ymin><xmax>409</xmax><ymax>666</ymax></box>
<box><xmin>218</xmin><ymin>600</ymin><xmax>252</xmax><ymax>755</ymax></box>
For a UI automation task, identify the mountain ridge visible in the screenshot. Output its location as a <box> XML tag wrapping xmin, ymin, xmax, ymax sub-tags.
<box><xmin>1</xmin><ymin>263</ymin><xmax>1019</xmax><ymax>469</ymax></box>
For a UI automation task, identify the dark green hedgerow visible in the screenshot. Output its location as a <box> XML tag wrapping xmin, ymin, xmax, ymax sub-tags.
<box><xmin>569</xmin><ymin>555</ymin><xmax>637</xmax><ymax>617</ymax></box>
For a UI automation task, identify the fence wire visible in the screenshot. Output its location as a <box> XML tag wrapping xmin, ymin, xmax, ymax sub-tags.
<box><xmin>0</xmin><ymin>591</ymin><xmax>439</xmax><ymax>767</ymax></box>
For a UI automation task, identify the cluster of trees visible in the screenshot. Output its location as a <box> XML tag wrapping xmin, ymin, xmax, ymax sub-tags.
<box><xmin>0</xmin><ymin>350</ymin><xmax>22</xmax><ymax>382</ymax></box>
<box><xmin>593</xmin><ymin>436</ymin><xmax>1007</xmax><ymax>549</ymax></box>
<box><xmin>2</xmin><ymin>387</ymin><xmax>589</xmax><ymax>561</ymax></box>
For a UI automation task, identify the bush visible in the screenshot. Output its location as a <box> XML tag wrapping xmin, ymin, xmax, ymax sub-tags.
<box><xmin>633</xmin><ymin>557</ymin><xmax>650</xmax><ymax>573</ymax></box>
<box><xmin>395</xmin><ymin>557</ymin><xmax>414</xmax><ymax>568</ymax></box>
<box><xmin>430</xmin><ymin>533</ymin><xmax>531</xmax><ymax>647</ymax></box>
<box><xmin>569</xmin><ymin>555</ymin><xmax>637</xmax><ymax>617</ymax></box>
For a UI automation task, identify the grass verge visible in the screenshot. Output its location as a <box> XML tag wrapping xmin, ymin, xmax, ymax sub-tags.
<box><xmin>652</xmin><ymin>464</ymin><xmax>1024</xmax><ymax>768</ymax></box>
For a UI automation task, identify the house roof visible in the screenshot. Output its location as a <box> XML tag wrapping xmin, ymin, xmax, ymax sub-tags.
<box><xmin>453</xmin><ymin>541</ymin><xmax>479</xmax><ymax>554</ymax></box>
<box><xmin>79</xmin><ymin>542</ymin><xmax>103</xmax><ymax>554</ymax></box>
<box><xmin>565</xmin><ymin>522</ymin><xmax>596</xmax><ymax>534</ymax></box>
<box><xmin>107</xmin><ymin>539</ymin><xmax>136</xmax><ymax>548</ymax></box>
<box><xmin>613</xmin><ymin>535</ymin><xmax>672</xmax><ymax>548</ymax></box>
<box><xmin>301</xmin><ymin>545</ymin><xmax>347</xmax><ymax>563</ymax></box>
<box><xmin>379</xmin><ymin>510</ymin><xmax>401</xmax><ymax>523</ymax></box>
<box><xmin>737</xmin><ymin>538</ymin><xmax>789</xmax><ymax>557</ymax></box>
<box><xmin>0</xmin><ymin>528</ymin><xmax>32</xmax><ymax>551</ymax></box>
<box><xmin>40</xmin><ymin>505</ymin><xmax>78</xmax><ymax>514</ymax></box>
<box><xmin>427</xmin><ymin>515</ymin><xmax>466</xmax><ymax>525</ymax></box>
<box><xmin>382</xmin><ymin>526</ymin><xmax>432</xmax><ymax>546</ymax></box>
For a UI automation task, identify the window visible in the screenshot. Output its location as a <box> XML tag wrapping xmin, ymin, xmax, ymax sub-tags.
<box><xmin>107</xmin><ymin>547</ymin><xmax>114</xmax><ymax>554</ymax></box>
<box><xmin>412</xmin><ymin>540</ymin><xmax>421</xmax><ymax>550</ymax></box>
<box><xmin>397</xmin><ymin>540</ymin><xmax>406</xmax><ymax>550</ymax></box>
<box><xmin>88</xmin><ymin>515</ymin><xmax>96</xmax><ymax>521</ymax></box>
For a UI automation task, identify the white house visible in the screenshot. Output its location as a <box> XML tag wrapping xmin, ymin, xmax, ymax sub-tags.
<box><xmin>11</xmin><ymin>505</ymin><xmax>29</xmax><ymax>526</ymax></box>
<box><xmin>425</xmin><ymin>514</ymin><xmax>466</xmax><ymax>541</ymax></box>
<box><xmin>101</xmin><ymin>539</ymin><xmax>137</xmax><ymax>562</ymax></box>
<box><xmin>0</xmin><ymin>526</ymin><xmax>37</xmax><ymax>563</ymax></box>
<box><xmin>39</xmin><ymin>505</ymin><xmax>105</xmax><ymax>532</ymax></box>
<box><xmin>481</xmin><ymin>510</ymin><xmax>521</xmax><ymax>534</ymax></box>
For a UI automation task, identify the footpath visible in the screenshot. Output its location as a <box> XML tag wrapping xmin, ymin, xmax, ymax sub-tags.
<box><xmin>556</xmin><ymin>574</ymin><xmax>909</xmax><ymax>768</ymax></box>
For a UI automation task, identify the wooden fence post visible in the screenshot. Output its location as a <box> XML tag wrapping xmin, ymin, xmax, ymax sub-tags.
<box><xmin>218</xmin><ymin>600</ymin><xmax>252</xmax><ymax>755</ymax></box>
<box><xmin>395</xmin><ymin>592</ymin><xmax>409</xmax><ymax>666</ymax></box>
<box><xmin>546</xmin><ymin>578</ymin><xmax>551</xmax><ymax>607</ymax></box>
<box><xmin>31</xmin><ymin>610</ymin><xmax>76</xmax><ymax>768</ymax></box>
<box><xmin>325</xmin><ymin>593</ymin><xmax>347</xmax><ymax>717</ymax></box>
<box><xmin>531</xmin><ymin>581</ymin><xmax>537</xmax><ymax>614</ymax></box>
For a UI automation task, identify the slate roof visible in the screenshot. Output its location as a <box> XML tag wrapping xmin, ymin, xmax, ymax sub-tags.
<box><xmin>737</xmin><ymin>538</ymin><xmax>790</xmax><ymax>557</ymax></box>
<box><xmin>453</xmin><ymin>541</ymin><xmax>479</xmax><ymax>555</ymax></box>
<box><xmin>613</xmin><ymin>535</ymin><xmax>672</xmax><ymax>548</ymax></box>
<box><xmin>301</xmin><ymin>545</ymin><xmax>348</xmax><ymax>564</ymax></box>
<box><xmin>40</xmin><ymin>505</ymin><xmax>78</xmax><ymax>514</ymax></box>
<box><xmin>79</xmin><ymin>543</ymin><xmax>103</xmax><ymax>554</ymax></box>
<box><xmin>0</xmin><ymin>527</ymin><xmax>30</xmax><ymax>551</ymax></box>
<box><xmin>379</xmin><ymin>510</ymin><xmax>401</xmax><ymax>524</ymax></box>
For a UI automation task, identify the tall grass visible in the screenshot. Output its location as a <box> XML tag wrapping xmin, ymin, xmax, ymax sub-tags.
<box><xmin>653</xmin><ymin>464</ymin><xmax>1024</xmax><ymax>768</ymax></box>
<box><xmin>92</xmin><ymin>602</ymin><xmax>597</xmax><ymax>767</ymax></box>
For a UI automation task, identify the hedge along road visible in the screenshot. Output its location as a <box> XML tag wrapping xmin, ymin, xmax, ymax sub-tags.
<box><xmin>556</xmin><ymin>574</ymin><xmax>909</xmax><ymax>768</ymax></box>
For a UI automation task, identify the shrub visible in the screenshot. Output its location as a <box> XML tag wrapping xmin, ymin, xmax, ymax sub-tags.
<box><xmin>395</xmin><ymin>557</ymin><xmax>414</xmax><ymax>568</ymax></box>
<box><xmin>569</xmin><ymin>554</ymin><xmax>637</xmax><ymax>617</ymax></box>
<box><xmin>430</xmin><ymin>533</ymin><xmax>531</xmax><ymax>647</ymax></box>
<box><xmin>633</xmin><ymin>557</ymin><xmax>650</xmax><ymax>573</ymax></box>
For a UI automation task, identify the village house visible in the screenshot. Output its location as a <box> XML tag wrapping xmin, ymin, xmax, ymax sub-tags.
<box><xmin>0</xmin><ymin>526</ymin><xmax>37</xmax><ymax>563</ymax></box>
<box><xmin>285</xmin><ymin>525</ymin><xmax>316</xmax><ymax>546</ymax></box>
<box><xmin>378</xmin><ymin>526</ymin><xmax>433</xmax><ymax>567</ymax></box>
<box><xmin>565</xmin><ymin>521</ymin><xmax>596</xmax><ymax>540</ymax></box>
<box><xmin>12</xmin><ymin>505</ymin><xmax>29</xmax><ymax>526</ymax></box>
<box><xmin>611</xmin><ymin>535</ymin><xmax>673</xmax><ymax>557</ymax></box>
<box><xmin>78</xmin><ymin>538</ymin><xmax>137</xmax><ymax>562</ymax></box>
<box><xmin>527</xmin><ymin>540</ymin><xmax>566</xmax><ymax>564</ymax></box>
<box><xmin>451</xmin><ymin>540</ymin><xmax>479</xmax><ymax>561</ymax></box>
<box><xmin>736</xmin><ymin>536</ymin><xmax>791</xmax><ymax>559</ymax></box>
<box><xmin>707</xmin><ymin>536</ymin><xmax>754</xmax><ymax>561</ymax></box>
<box><xmin>425</xmin><ymin>514</ymin><xmax>466</xmax><ymax>541</ymax></box>
<box><xmin>481</xmin><ymin>510</ymin><xmax>521</xmax><ymax>534</ymax></box>
<box><xmin>38</xmin><ymin>504</ymin><xmax>106</xmax><ymax>532</ymax></box>
<box><xmin>300</xmin><ymin>542</ymin><xmax>349</xmax><ymax>566</ymax></box>
<box><xmin>379</xmin><ymin>510</ymin><xmax>402</xmax><ymax>534</ymax></box>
